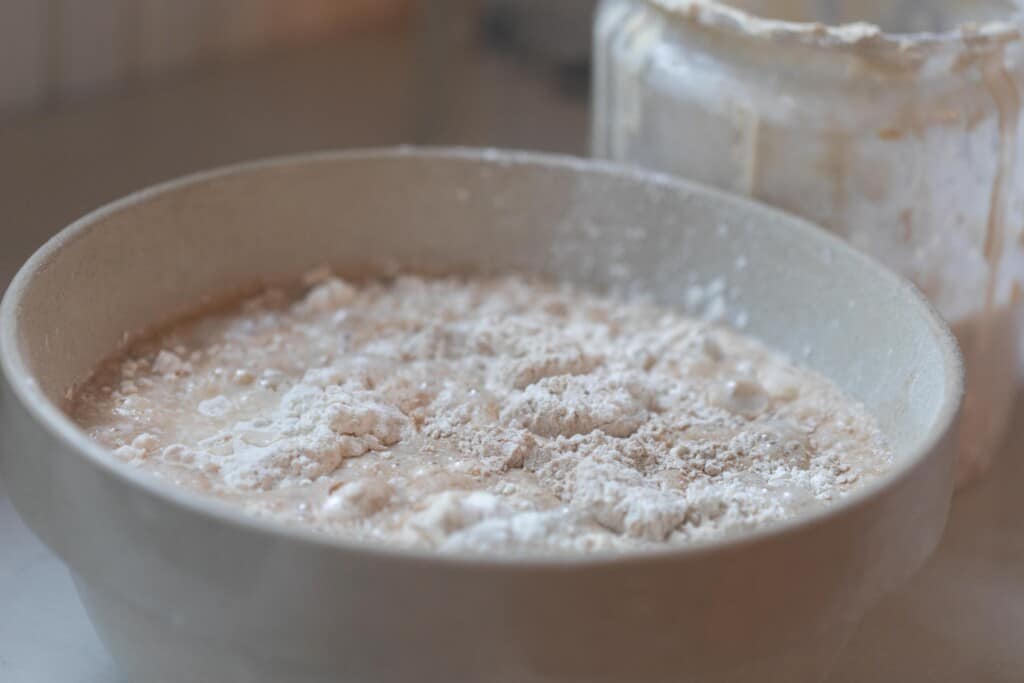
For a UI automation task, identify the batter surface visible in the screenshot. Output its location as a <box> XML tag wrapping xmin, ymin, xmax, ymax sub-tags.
<box><xmin>70</xmin><ymin>271</ymin><xmax>892</xmax><ymax>554</ymax></box>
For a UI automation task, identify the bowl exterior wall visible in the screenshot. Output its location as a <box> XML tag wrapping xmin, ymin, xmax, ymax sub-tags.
<box><xmin>0</xmin><ymin>149</ymin><xmax>961</xmax><ymax>682</ymax></box>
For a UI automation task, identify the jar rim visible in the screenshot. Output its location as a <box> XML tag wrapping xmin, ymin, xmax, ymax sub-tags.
<box><xmin>648</xmin><ymin>0</ymin><xmax>1023</xmax><ymax>65</ymax></box>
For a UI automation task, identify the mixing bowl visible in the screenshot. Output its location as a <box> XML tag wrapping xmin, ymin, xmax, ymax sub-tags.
<box><xmin>0</xmin><ymin>148</ymin><xmax>962</xmax><ymax>683</ymax></box>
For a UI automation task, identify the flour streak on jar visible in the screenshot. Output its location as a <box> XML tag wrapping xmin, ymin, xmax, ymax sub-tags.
<box><xmin>593</xmin><ymin>0</ymin><xmax>1024</xmax><ymax>486</ymax></box>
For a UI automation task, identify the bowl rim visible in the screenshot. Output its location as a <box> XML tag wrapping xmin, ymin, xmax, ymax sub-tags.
<box><xmin>0</xmin><ymin>146</ymin><xmax>965</xmax><ymax>569</ymax></box>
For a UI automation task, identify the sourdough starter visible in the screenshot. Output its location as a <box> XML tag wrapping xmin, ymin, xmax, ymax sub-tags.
<box><xmin>70</xmin><ymin>272</ymin><xmax>892</xmax><ymax>554</ymax></box>
<box><xmin>593</xmin><ymin>0</ymin><xmax>1024</xmax><ymax>485</ymax></box>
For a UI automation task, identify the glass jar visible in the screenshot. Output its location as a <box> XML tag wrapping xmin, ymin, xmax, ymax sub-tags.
<box><xmin>593</xmin><ymin>0</ymin><xmax>1024</xmax><ymax>486</ymax></box>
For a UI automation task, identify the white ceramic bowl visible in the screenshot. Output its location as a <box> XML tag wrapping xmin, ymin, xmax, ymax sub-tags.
<box><xmin>0</xmin><ymin>149</ymin><xmax>962</xmax><ymax>683</ymax></box>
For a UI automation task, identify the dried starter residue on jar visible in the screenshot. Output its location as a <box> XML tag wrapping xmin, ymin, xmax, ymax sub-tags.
<box><xmin>70</xmin><ymin>272</ymin><xmax>892</xmax><ymax>554</ymax></box>
<box><xmin>595</xmin><ymin>0</ymin><xmax>1024</xmax><ymax>487</ymax></box>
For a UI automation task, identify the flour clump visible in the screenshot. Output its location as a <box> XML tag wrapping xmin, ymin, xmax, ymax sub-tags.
<box><xmin>70</xmin><ymin>271</ymin><xmax>893</xmax><ymax>554</ymax></box>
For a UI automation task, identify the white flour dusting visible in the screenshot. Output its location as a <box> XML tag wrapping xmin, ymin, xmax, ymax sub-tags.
<box><xmin>71</xmin><ymin>272</ymin><xmax>892</xmax><ymax>554</ymax></box>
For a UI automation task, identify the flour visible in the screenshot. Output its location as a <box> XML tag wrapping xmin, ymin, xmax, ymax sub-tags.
<box><xmin>70</xmin><ymin>272</ymin><xmax>892</xmax><ymax>554</ymax></box>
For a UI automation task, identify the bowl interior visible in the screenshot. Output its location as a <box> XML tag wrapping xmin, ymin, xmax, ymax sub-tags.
<box><xmin>3</xmin><ymin>148</ymin><xmax>960</xmax><ymax>482</ymax></box>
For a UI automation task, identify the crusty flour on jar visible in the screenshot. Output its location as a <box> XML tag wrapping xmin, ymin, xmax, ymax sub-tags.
<box><xmin>593</xmin><ymin>0</ymin><xmax>1024</xmax><ymax>486</ymax></box>
<box><xmin>69</xmin><ymin>271</ymin><xmax>892</xmax><ymax>554</ymax></box>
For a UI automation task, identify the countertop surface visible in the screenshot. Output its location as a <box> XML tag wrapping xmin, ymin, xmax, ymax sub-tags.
<box><xmin>1</xmin><ymin>23</ymin><xmax>1022</xmax><ymax>683</ymax></box>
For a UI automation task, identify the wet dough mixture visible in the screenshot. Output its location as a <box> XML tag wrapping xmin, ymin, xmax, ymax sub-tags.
<box><xmin>70</xmin><ymin>271</ymin><xmax>892</xmax><ymax>554</ymax></box>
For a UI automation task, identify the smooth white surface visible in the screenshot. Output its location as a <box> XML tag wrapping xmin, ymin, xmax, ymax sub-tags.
<box><xmin>0</xmin><ymin>483</ymin><xmax>120</xmax><ymax>683</ymax></box>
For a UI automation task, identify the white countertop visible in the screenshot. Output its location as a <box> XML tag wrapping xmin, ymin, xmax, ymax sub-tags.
<box><xmin>1</xmin><ymin>23</ymin><xmax>1021</xmax><ymax>683</ymax></box>
<box><xmin>0</xmin><ymin>488</ymin><xmax>120</xmax><ymax>682</ymax></box>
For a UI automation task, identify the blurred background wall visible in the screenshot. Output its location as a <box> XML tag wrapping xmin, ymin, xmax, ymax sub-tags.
<box><xmin>0</xmin><ymin>1</ymin><xmax>595</xmax><ymax>291</ymax></box>
<box><xmin>0</xmin><ymin>0</ymin><xmax>596</xmax><ymax>122</ymax></box>
<box><xmin>0</xmin><ymin>0</ymin><xmax>411</xmax><ymax>119</ymax></box>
